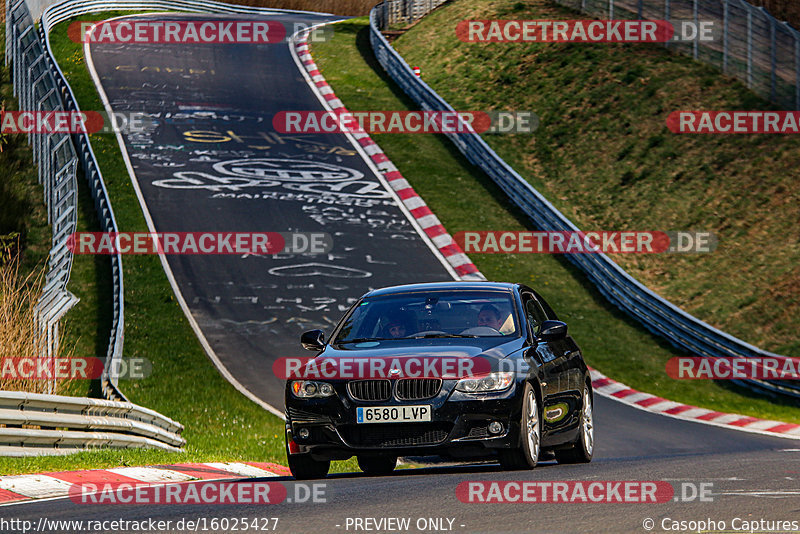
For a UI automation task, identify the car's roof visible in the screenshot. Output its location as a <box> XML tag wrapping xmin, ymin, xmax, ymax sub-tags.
<box><xmin>364</xmin><ymin>281</ymin><xmax>517</xmax><ymax>298</ymax></box>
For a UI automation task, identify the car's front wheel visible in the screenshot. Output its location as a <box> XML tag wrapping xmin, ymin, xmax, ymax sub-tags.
<box><xmin>498</xmin><ymin>382</ymin><xmax>540</xmax><ymax>470</ymax></box>
<box><xmin>287</xmin><ymin>453</ymin><xmax>330</xmax><ymax>480</ymax></box>
<box><xmin>286</xmin><ymin>434</ymin><xmax>330</xmax><ymax>479</ymax></box>
<box><xmin>357</xmin><ymin>455</ymin><xmax>397</xmax><ymax>476</ymax></box>
<box><xmin>555</xmin><ymin>384</ymin><xmax>594</xmax><ymax>464</ymax></box>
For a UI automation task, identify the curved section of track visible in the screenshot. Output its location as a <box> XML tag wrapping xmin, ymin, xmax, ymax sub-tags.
<box><xmin>86</xmin><ymin>12</ymin><xmax>458</xmax><ymax>412</ymax></box>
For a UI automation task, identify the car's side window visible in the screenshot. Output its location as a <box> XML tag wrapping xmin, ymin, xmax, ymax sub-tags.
<box><xmin>534</xmin><ymin>291</ymin><xmax>558</xmax><ymax>320</ymax></box>
<box><xmin>522</xmin><ymin>293</ymin><xmax>548</xmax><ymax>336</ymax></box>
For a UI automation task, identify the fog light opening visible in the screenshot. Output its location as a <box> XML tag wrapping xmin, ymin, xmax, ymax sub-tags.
<box><xmin>297</xmin><ymin>427</ymin><xmax>310</xmax><ymax>439</ymax></box>
<box><xmin>488</xmin><ymin>421</ymin><xmax>503</xmax><ymax>434</ymax></box>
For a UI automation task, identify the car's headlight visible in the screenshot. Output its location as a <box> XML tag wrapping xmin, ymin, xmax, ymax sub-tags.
<box><xmin>456</xmin><ymin>372</ymin><xmax>514</xmax><ymax>393</ymax></box>
<box><xmin>291</xmin><ymin>380</ymin><xmax>335</xmax><ymax>398</ymax></box>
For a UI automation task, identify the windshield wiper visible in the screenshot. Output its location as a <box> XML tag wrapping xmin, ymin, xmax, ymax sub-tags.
<box><xmin>407</xmin><ymin>334</ymin><xmax>478</xmax><ymax>339</ymax></box>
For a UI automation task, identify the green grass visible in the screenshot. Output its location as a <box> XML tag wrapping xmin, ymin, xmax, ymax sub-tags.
<box><xmin>0</xmin><ymin>12</ymin><xmax>359</xmax><ymax>476</ymax></box>
<box><xmin>309</xmin><ymin>17</ymin><xmax>800</xmax><ymax>423</ymax></box>
<box><xmin>392</xmin><ymin>0</ymin><xmax>800</xmax><ymax>358</ymax></box>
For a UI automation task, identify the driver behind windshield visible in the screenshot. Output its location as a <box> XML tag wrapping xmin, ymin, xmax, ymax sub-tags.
<box><xmin>381</xmin><ymin>310</ymin><xmax>416</xmax><ymax>338</ymax></box>
<box><xmin>477</xmin><ymin>304</ymin><xmax>503</xmax><ymax>331</ymax></box>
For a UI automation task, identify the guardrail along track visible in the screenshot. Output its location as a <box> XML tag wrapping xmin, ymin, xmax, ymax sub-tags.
<box><xmin>0</xmin><ymin>390</ymin><xmax>184</xmax><ymax>456</ymax></box>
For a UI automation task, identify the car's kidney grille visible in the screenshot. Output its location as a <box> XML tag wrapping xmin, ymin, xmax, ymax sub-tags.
<box><xmin>395</xmin><ymin>378</ymin><xmax>442</xmax><ymax>400</ymax></box>
<box><xmin>347</xmin><ymin>380</ymin><xmax>391</xmax><ymax>401</ymax></box>
<box><xmin>340</xmin><ymin>423</ymin><xmax>451</xmax><ymax>448</ymax></box>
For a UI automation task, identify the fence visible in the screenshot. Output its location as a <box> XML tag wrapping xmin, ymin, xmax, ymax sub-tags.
<box><xmin>370</xmin><ymin>1</ymin><xmax>800</xmax><ymax>399</ymax></box>
<box><xmin>376</xmin><ymin>0</ymin><xmax>799</xmax><ymax>110</ymax></box>
<box><xmin>5</xmin><ymin>0</ymin><xmax>80</xmax><ymax>396</ymax></box>
<box><xmin>555</xmin><ymin>0</ymin><xmax>800</xmax><ymax>110</ymax></box>
<box><xmin>373</xmin><ymin>0</ymin><xmax>447</xmax><ymax>28</ymax></box>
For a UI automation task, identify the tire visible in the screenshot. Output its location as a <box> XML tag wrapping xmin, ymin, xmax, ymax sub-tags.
<box><xmin>498</xmin><ymin>382</ymin><xmax>541</xmax><ymax>470</ymax></box>
<box><xmin>555</xmin><ymin>384</ymin><xmax>594</xmax><ymax>464</ymax></box>
<box><xmin>286</xmin><ymin>434</ymin><xmax>330</xmax><ymax>479</ymax></box>
<box><xmin>287</xmin><ymin>453</ymin><xmax>330</xmax><ymax>479</ymax></box>
<box><xmin>357</xmin><ymin>455</ymin><xmax>397</xmax><ymax>476</ymax></box>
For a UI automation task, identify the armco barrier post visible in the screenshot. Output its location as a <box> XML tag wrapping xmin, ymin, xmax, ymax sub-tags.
<box><xmin>796</xmin><ymin>36</ymin><xmax>799</xmax><ymax>109</ymax></box>
<box><xmin>747</xmin><ymin>7</ymin><xmax>753</xmax><ymax>88</ymax></box>
<box><xmin>723</xmin><ymin>0</ymin><xmax>729</xmax><ymax>73</ymax></box>
<box><xmin>770</xmin><ymin>16</ymin><xmax>776</xmax><ymax>101</ymax></box>
<box><xmin>693</xmin><ymin>0</ymin><xmax>699</xmax><ymax>59</ymax></box>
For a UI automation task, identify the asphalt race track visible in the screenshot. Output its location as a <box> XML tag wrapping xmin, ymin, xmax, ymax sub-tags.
<box><xmin>86</xmin><ymin>12</ymin><xmax>456</xmax><ymax>411</ymax></box>
<box><xmin>8</xmin><ymin>398</ymin><xmax>800</xmax><ymax>532</ymax></box>
<box><xmin>12</xmin><ymin>10</ymin><xmax>798</xmax><ymax>534</ymax></box>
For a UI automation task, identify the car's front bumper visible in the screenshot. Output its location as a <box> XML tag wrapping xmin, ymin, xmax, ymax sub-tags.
<box><xmin>285</xmin><ymin>380</ymin><xmax>524</xmax><ymax>460</ymax></box>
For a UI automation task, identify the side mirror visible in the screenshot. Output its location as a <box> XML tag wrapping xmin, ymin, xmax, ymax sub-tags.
<box><xmin>538</xmin><ymin>320</ymin><xmax>567</xmax><ymax>342</ymax></box>
<box><xmin>300</xmin><ymin>329</ymin><xmax>325</xmax><ymax>351</ymax></box>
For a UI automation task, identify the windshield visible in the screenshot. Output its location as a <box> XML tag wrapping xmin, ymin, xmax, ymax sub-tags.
<box><xmin>333</xmin><ymin>290</ymin><xmax>519</xmax><ymax>343</ymax></box>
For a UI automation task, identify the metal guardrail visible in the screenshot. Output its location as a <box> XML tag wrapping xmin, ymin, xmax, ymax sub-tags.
<box><xmin>0</xmin><ymin>390</ymin><xmax>184</xmax><ymax>456</ymax></box>
<box><xmin>370</xmin><ymin>1</ymin><xmax>800</xmax><ymax>400</ymax></box>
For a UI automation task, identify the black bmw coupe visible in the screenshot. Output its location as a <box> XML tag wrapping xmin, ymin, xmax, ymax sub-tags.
<box><xmin>284</xmin><ymin>281</ymin><xmax>594</xmax><ymax>479</ymax></box>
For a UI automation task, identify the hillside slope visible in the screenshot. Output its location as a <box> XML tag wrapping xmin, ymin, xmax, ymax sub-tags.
<box><xmin>394</xmin><ymin>0</ymin><xmax>800</xmax><ymax>356</ymax></box>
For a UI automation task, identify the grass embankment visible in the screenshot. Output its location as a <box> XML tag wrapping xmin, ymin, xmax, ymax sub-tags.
<box><xmin>393</xmin><ymin>0</ymin><xmax>800</xmax><ymax>359</ymax></box>
<box><xmin>310</xmin><ymin>17</ymin><xmax>800</xmax><ymax>421</ymax></box>
<box><xmin>223</xmin><ymin>0</ymin><xmax>374</xmax><ymax>16</ymax></box>
<box><xmin>0</xmin><ymin>12</ymin><xmax>356</xmax><ymax>475</ymax></box>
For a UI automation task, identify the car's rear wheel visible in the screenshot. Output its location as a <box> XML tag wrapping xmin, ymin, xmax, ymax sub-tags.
<box><xmin>357</xmin><ymin>455</ymin><xmax>397</xmax><ymax>476</ymax></box>
<box><xmin>498</xmin><ymin>383</ymin><xmax>540</xmax><ymax>470</ymax></box>
<box><xmin>555</xmin><ymin>385</ymin><xmax>594</xmax><ymax>464</ymax></box>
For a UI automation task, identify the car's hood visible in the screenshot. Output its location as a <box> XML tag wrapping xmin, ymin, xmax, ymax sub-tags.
<box><xmin>320</xmin><ymin>337</ymin><xmax>526</xmax><ymax>364</ymax></box>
